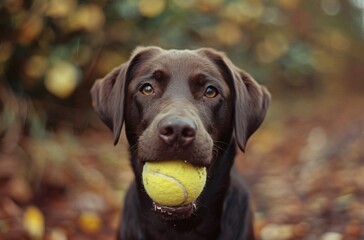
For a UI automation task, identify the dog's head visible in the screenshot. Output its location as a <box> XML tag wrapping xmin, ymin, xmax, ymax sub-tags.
<box><xmin>91</xmin><ymin>46</ymin><xmax>270</xmax><ymax>219</ymax></box>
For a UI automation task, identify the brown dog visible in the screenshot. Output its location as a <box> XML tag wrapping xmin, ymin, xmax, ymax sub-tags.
<box><xmin>91</xmin><ymin>47</ymin><xmax>270</xmax><ymax>240</ymax></box>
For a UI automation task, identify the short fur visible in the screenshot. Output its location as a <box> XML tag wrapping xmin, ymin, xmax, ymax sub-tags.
<box><xmin>91</xmin><ymin>47</ymin><xmax>270</xmax><ymax>240</ymax></box>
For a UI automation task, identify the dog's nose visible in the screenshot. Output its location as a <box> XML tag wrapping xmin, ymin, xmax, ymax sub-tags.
<box><xmin>158</xmin><ymin>116</ymin><xmax>196</xmax><ymax>146</ymax></box>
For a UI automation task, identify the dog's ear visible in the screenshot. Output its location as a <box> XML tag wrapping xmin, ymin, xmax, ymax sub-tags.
<box><xmin>232</xmin><ymin>67</ymin><xmax>271</xmax><ymax>151</ymax></box>
<box><xmin>91</xmin><ymin>46</ymin><xmax>162</xmax><ymax>145</ymax></box>
<box><xmin>198</xmin><ymin>48</ymin><xmax>271</xmax><ymax>151</ymax></box>
<box><xmin>91</xmin><ymin>65</ymin><xmax>125</xmax><ymax>145</ymax></box>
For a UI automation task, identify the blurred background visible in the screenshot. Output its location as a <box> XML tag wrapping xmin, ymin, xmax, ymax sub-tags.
<box><xmin>1</xmin><ymin>0</ymin><xmax>364</xmax><ymax>239</ymax></box>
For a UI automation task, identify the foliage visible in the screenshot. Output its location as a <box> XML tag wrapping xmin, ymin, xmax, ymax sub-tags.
<box><xmin>1</xmin><ymin>0</ymin><xmax>363</xmax><ymax>109</ymax></box>
<box><xmin>1</xmin><ymin>0</ymin><xmax>364</xmax><ymax>239</ymax></box>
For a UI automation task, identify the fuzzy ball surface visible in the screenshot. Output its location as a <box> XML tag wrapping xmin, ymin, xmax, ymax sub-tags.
<box><xmin>142</xmin><ymin>160</ymin><xmax>207</xmax><ymax>206</ymax></box>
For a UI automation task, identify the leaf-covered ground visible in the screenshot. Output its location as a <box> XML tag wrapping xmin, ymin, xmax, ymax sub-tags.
<box><xmin>1</xmin><ymin>95</ymin><xmax>363</xmax><ymax>240</ymax></box>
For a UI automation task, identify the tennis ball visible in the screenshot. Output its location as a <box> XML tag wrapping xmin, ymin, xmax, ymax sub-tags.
<box><xmin>142</xmin><ymin>160</ymin><xmax>207</xmax><ymax>207</ymax></box>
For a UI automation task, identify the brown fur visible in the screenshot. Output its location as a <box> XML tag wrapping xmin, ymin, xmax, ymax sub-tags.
<box><xmin>91</xmin><ymin>47</ymin><xmax>270</xmax><ymax>240</ymax></box>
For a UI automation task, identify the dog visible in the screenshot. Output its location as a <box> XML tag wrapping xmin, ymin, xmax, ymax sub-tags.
<box><xmin>91</xmin><ymin>47</ymin><xmax>270</xmax><ymax>240</ymax></box>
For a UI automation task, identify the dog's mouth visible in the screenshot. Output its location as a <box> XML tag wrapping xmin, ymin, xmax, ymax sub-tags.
<box><xmin>152</xmin><ymin>201</ymin><xmax>196</xmax><ymax>220</ymax></box>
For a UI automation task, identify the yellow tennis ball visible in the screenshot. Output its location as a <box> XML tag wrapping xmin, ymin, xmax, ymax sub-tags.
<box><xmin>142</xmin><ymin>160</ymin><xmax>207</xmax><ymax>207</ymax></box>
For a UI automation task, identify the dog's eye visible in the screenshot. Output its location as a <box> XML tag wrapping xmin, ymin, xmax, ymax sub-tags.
<box><xmin>204</xmin><ymin>86</ymin><xmax>218</xmax><ymax>98</ymax></box>
<box><xmin>141</xmin><ymin>84</ymin><xmax>154</xmax><ymax>95</ymax></box>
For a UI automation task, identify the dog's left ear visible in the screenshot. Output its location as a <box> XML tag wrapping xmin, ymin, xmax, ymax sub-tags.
<box><xmin>198</xmin><ymin>49</ymin><xmax>271</xmax><ymax>151</ymax></box>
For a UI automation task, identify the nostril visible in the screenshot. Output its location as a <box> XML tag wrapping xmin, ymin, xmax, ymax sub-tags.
<box><xmin>159</xmin><ymin>123</ymin><xmax>177</xmax><ymax>145</ymax></box>
<box><xmin>160</xmin><ymin>126</ymin><xmax>174</xmax><ymax>136</ymax></box>
<box><xmin>182</xmin><ymin>127</ymin><xmax>196</xmax><ymax>138</ymax></box>
<box><xmin>180</xmin><ymin>125</ymin><xmax>196</xmax><ymax>146</ymax></box>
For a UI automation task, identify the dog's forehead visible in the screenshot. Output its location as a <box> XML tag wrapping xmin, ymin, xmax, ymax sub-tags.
<box><xmin>147</xmin><ymin>49</ymin><xmax>222</xmax><ymax>78</ymax></box>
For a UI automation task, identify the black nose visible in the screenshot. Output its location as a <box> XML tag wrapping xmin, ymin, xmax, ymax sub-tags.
<box><xmin>158</xmin><ymin>116</ymin><xmax>196</xmax><ymax>146</ymax></box>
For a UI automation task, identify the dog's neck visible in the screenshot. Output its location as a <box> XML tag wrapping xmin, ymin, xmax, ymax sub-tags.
<box><xmin>202</xmin><ymin>141</ymin><xmax>237</xmax><ymax>199</ymax></box>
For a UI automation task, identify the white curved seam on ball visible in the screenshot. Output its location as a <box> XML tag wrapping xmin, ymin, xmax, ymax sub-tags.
<box><xmin>145</xmin><ymin>168</ymin><xmax>188</xmax><ymax>204</ymax></box>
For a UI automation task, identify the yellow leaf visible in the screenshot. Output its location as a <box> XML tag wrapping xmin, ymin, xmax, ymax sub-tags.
<box><xmin>44</xmin><ymin>61</ymin><xmax>79</xmax><ymax>98</ymax></box>
<box><xmin>25</xmin><ymin>55</ymin><xmax>48</xmax><ymax>79</ymax></box>
<box><xmin>67</xmin><ymin>4</ymin><xmax>105</xmax><ymax>32</ymax></box>
<box><xmin>47</xmin><ymin>228</ymin><xmax>68</xmax><ymax>240</ymax></box>
<box><xmin>23</xmin><ymin>206</ymin><xmax>44</xmax><ymax>240</ymax></box>
<box><xmin>47</xmin><ymin>0</ymin><xmax>76</xmax><ymax>18</ymax></box>
<box><xmin>78</xmin><ymin>211</ymin><xmax>102</xmax><ymax>234</ymax></box>
<box><xmin>215</xmin><ymin>22</ymin><xmax>242</xmax><ymax>46</ymax></box>
<box><xmin>138</xmin><ymin>0</ymin><xmax>165</xmax><ymax>18</ymax></box>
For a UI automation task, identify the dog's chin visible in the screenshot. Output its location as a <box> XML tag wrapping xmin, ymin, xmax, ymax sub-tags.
<box><xmin>152</xmin><ymin>201</ymin><xmax>196</xmax><ymax>221</ymax></box>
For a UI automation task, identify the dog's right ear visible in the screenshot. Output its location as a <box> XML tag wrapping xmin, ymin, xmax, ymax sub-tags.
<box><xmin>91</xmin><ymin>46</ymin><xmax>162</xmax><ymax>145</ymax></box>
<box><xmin>91</xmin><ymin>65</ymin><xmax>125</xmax><ymax>145</ymax></box>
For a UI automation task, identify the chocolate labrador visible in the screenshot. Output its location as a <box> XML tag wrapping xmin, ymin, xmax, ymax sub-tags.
<box><xmin>91</xmin><ymin>47</ymin><xmax>270</xmax><ymax>240</ymax></box>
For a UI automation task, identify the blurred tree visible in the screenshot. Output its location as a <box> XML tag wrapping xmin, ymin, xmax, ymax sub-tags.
<box><xmin>0</xmin><ymin>0</ymin><xmax>363</xmax><ymax>128</ymax></box>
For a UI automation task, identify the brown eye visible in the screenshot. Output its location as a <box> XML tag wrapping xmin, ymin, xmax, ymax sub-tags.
<box><xmin>204</xmin><ymin>86</ymin><xmax>218</xmax><ymax>98</ymax></box>
<box><xmin>141</xmin><ymin>84</ymin><xmax>154</xmax><ymax>95</ymax></box>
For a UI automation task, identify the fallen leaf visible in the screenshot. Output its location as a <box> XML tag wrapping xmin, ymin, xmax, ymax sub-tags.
<box><xmin>23</xmin><ymin>206</ymin><xmax>45</xmax><ymax>240</ymax></box>
<box><xmin>78</xmin><ymin>211</ymin><xmax>102</xmax><ymax>234</ymax></box>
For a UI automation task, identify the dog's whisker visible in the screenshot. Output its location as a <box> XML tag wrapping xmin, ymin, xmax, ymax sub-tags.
<box><xmin>216</xmin><ymin>140</ymin><xmax>231</xmax><ymax>148</ymax></box>
<box><xmin>212</xmin><ymin>144</ymin><xmax>226</xmax><ymax>155</ymax></box>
